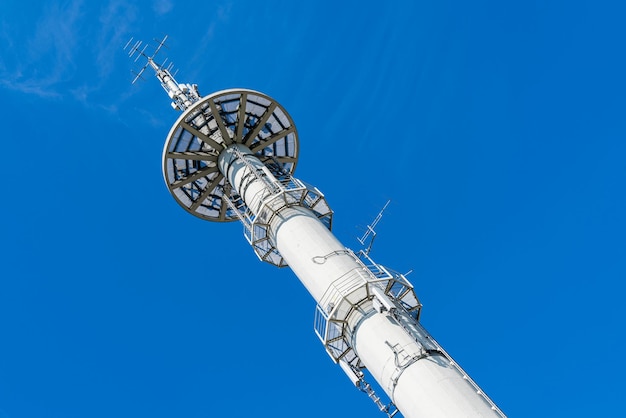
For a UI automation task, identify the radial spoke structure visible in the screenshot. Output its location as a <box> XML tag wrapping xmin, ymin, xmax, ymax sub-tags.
<box><xmin>163</xmin><ymin>89</ymin><xmax>299</xmax><ymax>222</ymax></box>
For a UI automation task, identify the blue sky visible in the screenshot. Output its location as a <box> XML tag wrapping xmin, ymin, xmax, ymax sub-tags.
<box><xmin>1</xmin><ymin>1</ymin><xmax>625</xmax><ymax>417</ymax></box>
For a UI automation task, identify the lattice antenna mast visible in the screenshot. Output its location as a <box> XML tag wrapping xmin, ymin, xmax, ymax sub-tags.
<box><xmin>358</xmin><ymin>200</ymin><xmax>391</xmax><ymax>255</ymax></box>
<box><xmin>124</xmin><ymin>35</ymin><xmax>201</xmax><ymax>111</ymax></box>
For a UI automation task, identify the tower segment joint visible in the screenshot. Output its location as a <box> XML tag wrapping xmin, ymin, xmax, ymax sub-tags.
<box><xmin>313</xmin><ymin>249</ymin><xmax>422</xmax><ymax>365</ymax></box>
<box><xmin>221</xmin><ymin>146</ymin><xmax>333</xmax><ymax>267</ymax></box>
<box><xmin>388</xmin><ymin>308</ymin><xmax>507</xmax><ymax>417</ymax></box>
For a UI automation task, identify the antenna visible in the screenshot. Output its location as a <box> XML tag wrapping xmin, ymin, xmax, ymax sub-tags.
<box><xmin>358</xmin><ymin>200</ymin><xmax>391</xmax><ymax>255</ymax></box>
<box><xmin>123</xmin><ymin>35</ymin><xmax>200</xmax><ymax>110</ymax></box>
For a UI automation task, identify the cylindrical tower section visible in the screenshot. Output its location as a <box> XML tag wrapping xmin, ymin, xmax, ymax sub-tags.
<box><xmin>217</xmin><ymin>143</ymin><xmax>502</xmax><ymax>418</ymax></box>
<box><xmin>218</xmin><ymin>143</ymin><xmax>362</xmax><ymax>302</ymax></box>
<box><xmin>352</xmin><ymin>309</ymin><xmax>501</xmax><ymax>417</ymax></box>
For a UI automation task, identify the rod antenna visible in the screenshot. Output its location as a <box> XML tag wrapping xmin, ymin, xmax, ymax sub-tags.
<box><xmin>358</xmin><ymin>200</ymin><xmax>391</xmax><ymax>255</ymax></box>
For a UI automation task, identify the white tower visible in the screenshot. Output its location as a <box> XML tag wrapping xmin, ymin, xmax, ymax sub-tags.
<box><xmin>126</xmin><ymin>37</ymin><xmax>506</xmax><ymax>418</ymax></box>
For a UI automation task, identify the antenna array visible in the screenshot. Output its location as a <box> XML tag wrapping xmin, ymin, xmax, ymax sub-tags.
<box><xmin>123</xmin><ymin>35</ymin><xmax>199</xmax><ymax>110</ymax></box>
<box><xmin>124</xmin><ymin>36</ymin><xmax>174</xmax><ymax>83</ymax></box>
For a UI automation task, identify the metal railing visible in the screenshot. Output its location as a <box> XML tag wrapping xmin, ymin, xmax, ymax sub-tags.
<box><xmin>223</xmin><ymin>148</ymin><xmax>333</xmax><ymax>266</ymax></box>
<box><xmin>314</xmin><ymin>249</ymin><xmax>422</xmax><ymax>362</ymax></box>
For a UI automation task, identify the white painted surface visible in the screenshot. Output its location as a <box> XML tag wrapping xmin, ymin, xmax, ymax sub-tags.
<box><xmin>218</xmin><ymin>143</ymin><xmax>504</xmax><ymax>418</ymax></box>
<box><xmin>354</xmin><ymin>312</ymin><xmax>500</xmax><ymax>417</ymax></box>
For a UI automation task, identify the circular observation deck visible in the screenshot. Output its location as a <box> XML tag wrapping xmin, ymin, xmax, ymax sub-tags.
<box><xmin>162</xmin><ymin>89</ymin><xmax>299</xmax><ymax>221</ymax></box>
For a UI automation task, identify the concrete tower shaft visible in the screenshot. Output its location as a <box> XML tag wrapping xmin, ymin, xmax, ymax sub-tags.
<box><xmin>354</xmin><ymin>312</ymin><xmax>499</xmax><ymax>417</ymax></box>
<box><xmin>219</xmin><ymin>143</ymin><xmax>347</xmax><ymax>301</ymax></box>
<box><xmin>217</xmin><ymin>141</ymin><xmax>504</xmax><ymax>418</ymax></box>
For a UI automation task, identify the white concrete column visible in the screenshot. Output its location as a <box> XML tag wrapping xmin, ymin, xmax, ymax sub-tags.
<box><xmin>218</xmin><ymin>143</ymin><xmax>502</xmax><ymax>418</ymax></box>
<box><xmin>353</xmin><ymin>312</ymin><xmax>500</xmax><ymax>417</ymax></box>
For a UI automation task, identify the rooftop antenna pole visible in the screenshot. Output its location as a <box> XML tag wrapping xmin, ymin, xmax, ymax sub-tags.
<box><xmin>124</xmin><ymin>36</ymin><xmax>506</xmax><ymax>418</ymax></box>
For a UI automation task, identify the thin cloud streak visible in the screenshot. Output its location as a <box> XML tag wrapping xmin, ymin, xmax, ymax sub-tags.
<box><xmin>96</xmin><ymin>0</ymin><xmax>139</xmax><ymax>79</ymax></box>
<box><xmin>0</xmin><ymin>0</ymin><xmax>83</xmax><ymax>98</ymax></box>
<box><xmin>0</xmin><ymin>0</ymin><xmax>141</xmax><ymax>113</ymax></box>
<box><xmin>153</xmin><ymin>0</ymin><xmax>174</xmax><ymax>16</ymax></box>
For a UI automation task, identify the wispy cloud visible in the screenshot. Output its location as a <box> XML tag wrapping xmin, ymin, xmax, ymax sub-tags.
<box><xmin>153</xmin><ymin>0</ymin><xmax>174</xmax><ymax>16</ymax></box>
<box><xmin>0</xmin><ymin>0</ymin><xmax>84</xmax><ymax>98</ymax></box>
<box><xmin>0</xmin><ymin>0</ymin><xmax>139</xmax><ymax>103</ymax></box>
<box><xmin>188</xmin><ymin>2</ymin><xmax>233</xmax><ymax>75</ymax></box>
<box><xmin>217</xmin><ymin>2</ymin><xmax>233</xmax><ymax>21</ymax></box>
<box><xmin>96</xmin><ymin>0</ymin><xmax>139</xmax><ymax>79</ymax></box>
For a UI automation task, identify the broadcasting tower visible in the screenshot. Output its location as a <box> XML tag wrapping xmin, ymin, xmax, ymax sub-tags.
<box><xmin>125</xmin><ymin>37</ymin><xmax>506</xmax><ymax>418</ymax></box>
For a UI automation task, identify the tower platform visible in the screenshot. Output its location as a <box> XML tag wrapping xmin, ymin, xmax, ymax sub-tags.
<box><xmin>162</xmin><ymin>89</ymin><xmax>299</xmax><ymax>221</ymax></box>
